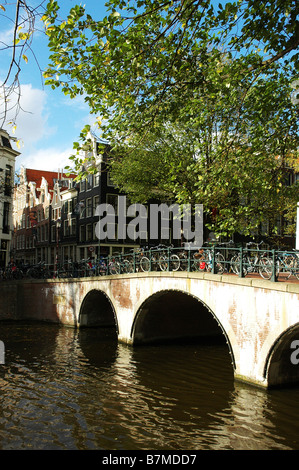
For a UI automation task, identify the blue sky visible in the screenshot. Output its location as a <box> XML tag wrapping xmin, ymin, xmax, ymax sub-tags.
<box><xmin>0</xmin><ymin>0</ymin><xmax>108</xmax><ymax>172</ymax></box>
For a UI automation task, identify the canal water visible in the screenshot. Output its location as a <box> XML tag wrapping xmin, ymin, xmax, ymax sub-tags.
<box><xmin>0</xmin><ymin>321</ymin><xmax>299</xmax><ymax>450</ymax></box>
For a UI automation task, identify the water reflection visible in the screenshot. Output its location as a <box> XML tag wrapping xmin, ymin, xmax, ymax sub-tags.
<box><xmin>0</xmin><ymin>323</ymin><xmax>298</xmax><ymax>449</ymax></box>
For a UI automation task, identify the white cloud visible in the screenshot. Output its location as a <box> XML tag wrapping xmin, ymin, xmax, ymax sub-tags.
<box><xmin>2</xmin><ymin>82</ymin><xmax>97</xmax><ymax>173</ymax></box>
<box><xmin>14</xmin><ymin>84</ymin><xmax>53</xmax><ymax>144</ymax></box>
<box><xmin>16</xmin><ymin>146</ymin><xmax>74</xmax><ymax>172</ymax></box>
<box><xmin>0</xmin><ymin>26</ymin><xmax>15</xmax><ymax>49</ymax></box>
<box><xmin>1</xmin><ymin>82</ymin><xmax>54</xmax><ymax>145</ymax></box>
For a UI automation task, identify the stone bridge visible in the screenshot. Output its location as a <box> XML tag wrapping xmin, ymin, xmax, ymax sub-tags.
<box><xmin>1</xmin><ymin>271</ymin><xmax>299</xmax><ymax>389</ymax></box>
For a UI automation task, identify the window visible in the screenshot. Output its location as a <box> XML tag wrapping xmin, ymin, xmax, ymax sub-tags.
<box><xmin>94</xmin><ymin>195</ymin><xmax>100</xmax><ymax>215</ymax></box>
<box><xmin>80</xmin><ymin>180</ymin><xmax>86</xmax><ymax>192</ymax></box>
<box><xmin>86</xmin><ymin>223</ymin><xmax>92</xmax><ymax>241</ymax></box>
<box><xmin>2</xmin><ymin>202</ymin><xmax>9</xmax><ymax>233</ymax></box>
<box><xmin>79</xmin><ymin>200</ymin><xmax>85</xmax><ymax>219</ymax></box>
<box><xmin>72</xmin><ymin>197</ymin><xmax>77</xmax><ymax>213</ymax></box>
<box><xmin>64</xmin><ymin>220</ymin><xmax>69</xmax><ymax>237</ymax></box>
<box><xmin>1</xmin><ymin>136</ymin><xmax>12</xmax><ymax>148</ymax></box>
<box><xmin>93</xmin><ymin>222</ymin><xmax>97</xmax><ymax>240</ymax></box>
<box><xmin>67</xmin><ymin>200</ymin><xmax>73</xmax><ymax>214</ymax></box>
<box><xmin>80</xmin><ymin>225</ymin><xmax>85</xmax><ymax>242</ymax></box>
<box><xmin>86</xmin><ymin>174</ymin><xmax>93</xmax><ymax>190</ymax></box>
<box><xmin>86</xmin><ymin>198</ymin><xmax>92</xmax><ymax>217</ymax></box>
<box><xmin>4</xmin><ymin>165</ymin><xmax>12</xmax><ymax>196</ymax></box>
<box><xmin>51</xmin><ymin>225</ymin><xmax>56</xmax><ymax>242</ymax></box>
<box><xmin>106</xmin><ymin>194</ymin><xmax>118</xmax><ymax>211</ymax></box>
<box><xmin>94</xmin><ymin>173</ymin><xmax>100</xmax><ymax>186</ymax></box>
<box><xmin>70</xmin><ymin>218</ymin><xmax>77</xmax><ymax>237</ymax></box>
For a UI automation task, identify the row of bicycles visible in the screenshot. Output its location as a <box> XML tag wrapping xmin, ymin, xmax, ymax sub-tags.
<box><xmin>109</xmin><ymin>241</ymin><xmax>299</xmax><ymax>281</ymax></box>
<box><xmin>1</xmin><ymin>241</ymin><xmax>298</xmax><ymax>281</ymax></box>
<box><xmin>57</xmin><ymin>241</ymin><xmax>299</xmax><ymax>281</ymax></box>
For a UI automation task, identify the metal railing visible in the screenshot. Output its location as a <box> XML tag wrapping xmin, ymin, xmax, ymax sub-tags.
<box><xmin>1</xmin><ymin>243</ymin><xmax>299</xmax><ymax>282</ymax></box>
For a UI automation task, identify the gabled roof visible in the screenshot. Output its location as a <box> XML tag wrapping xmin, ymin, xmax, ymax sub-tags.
<box><xmin>25</xmin><ymin>168</ymin><xmax>74</xmax><ymax>192</ymax></box>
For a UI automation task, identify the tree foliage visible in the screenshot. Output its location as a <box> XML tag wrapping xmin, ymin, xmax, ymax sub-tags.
<box><xmin>43</xmin><ymin>0</ymin><xmax>299</xmax><ymax>238</ymax></box>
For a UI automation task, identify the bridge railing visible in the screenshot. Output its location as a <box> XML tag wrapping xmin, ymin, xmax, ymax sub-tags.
<box><xmin>1</xmin><ymin>244</ymin><xmax>298</xmax><ymax>282</ymax></box>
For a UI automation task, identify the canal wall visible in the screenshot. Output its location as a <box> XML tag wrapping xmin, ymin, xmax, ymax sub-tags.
<box><xmin>0</xmin><ymin>279</ymin><xmax>71</xmax><ymax>324</ymax></box>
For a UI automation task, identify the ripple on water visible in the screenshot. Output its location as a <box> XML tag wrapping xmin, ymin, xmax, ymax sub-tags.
<box><xmin>0</xmin><ymin>323</ymin><xmax>299</xmax><ymax>449</ymax></box>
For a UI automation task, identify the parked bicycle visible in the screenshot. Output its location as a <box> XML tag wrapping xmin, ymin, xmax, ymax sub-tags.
<box><xmin>230</xmin><ymin>241</ymin><xmax>272</xmax><ymax>280</ymax></box>
<box><xmin>192</xmin><ymin>246</ymin><xmax>226</xmax><ymax>274</ymax></box>
<box><xmin>107</xmin><ymin>255</ymin><xmax>121</xmax><ymax>275</ymax></box>
<box><xmin>4</xmin><ymin>262</ymin><xmax>24</xmax><ymax>280</ymax></box>
<box><xmin>155</xmin><ymin>245</ymin><xmax>181</xmax><ymax>272</ymax></box>
<box><xmin>259</xmin><ymin>250</ymin><xmax>299</xmax><ymax>281</ymax></box>
<box><xmin>26</xmin><ymin>261</ymin><xmax>52</xmax><ymax>279</ymax></box>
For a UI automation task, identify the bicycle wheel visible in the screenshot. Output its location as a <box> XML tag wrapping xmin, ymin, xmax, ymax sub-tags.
<box><xmin>27</xmin><ymin>268</ymin><xmax>38</xmax><ymax>279</ymax></box>
<box><xmin>259</xmin><ymin>257</ymin><xmax>273</xmax><ymax>280</ymax></box>
<box><xmin>108</xmin><ymin>263</ymin><xmax>116</xmax><ymax>275</ymax></box>
<box><xmin>13</xmin><ymin>269</ymin><xmax>24</xmax><ymax>280</ymax></box>
<box><xmin>215</xmin><ymin>253</ymin><xmax>225</xmax><ymax>274</ymax></box>
<box><xmin>110</xmin><ymin>262</ymin><xmax>121</xmax><ymax>275</ymax></box>
<box><xmin>231</xmin><ymin>254</ymin><xmax>247</xmax><ymax>276</ymax></box>
<box><xmin>140</xmin><ymin>256</ymin><xmax>150</xmax><ymax>272</ymax></box>
<box><xmin>170</xmin><ymin>254</ymin><xmax>180</xmax><ymax>271</ymax></box>
<box><xmin>293</xmin><ymin>256</ymin><xmax>299</xmax><ymax>280</ymax></box>
<box><xmin>99</xmin><ymin>264</ymin><xmax>107</xmax><ymax>276</ymax></box>
<box><xmin>282</xmin><ymin>254</ymin><xmax>296</xmax><ymax>271</ymax></box>
<box><xmin>57</xmin><ymin>268</ymin><xmax>68</xmax><ymax>278</ymax></box>
<box><xmin>230</xmin><ymin>254</ymin><xmax>238</xmax><ymax>274</ymax></box>
<box><xmin>158</xmin><ymin>255</ymin><xmax>168</xmax><ymax>271</ymax></box>
<box><xmin>128</xmin><ymin>260</ymin><xmax>135</xmax><ymax>273</ymax></box>
<box><xmin>282</xmin><ymin>254</ymin><xmax>299</xmax><ymax>279</ymax></box>
<box><xmin>178</xmin><ymin>253</ymin><xmax>188</xmax><ymax>271</ymax></box>
<box><xmin>150</xmin><ymin>254</ymin><xmax>159</xmax><ymax>271</ymax></box>
<box><xmin>43</xmin><ymin>269</ymin><xmax>52</xmax><ymax>279</ymax></box>
<box><xmin>122</xmin><ymin>259</ymin><xmax>129</xmax><ymax>274</ymax></box>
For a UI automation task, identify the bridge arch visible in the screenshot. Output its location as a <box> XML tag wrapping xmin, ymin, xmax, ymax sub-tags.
<box><xmin>130</xmin><ymin>289</ymin><xmax>235</xmax><ymax>368</ymax></box>
<box><xmin>79</xmin><ymin>289</ymin><xmax>118</xmax><ymax>332</ymax></box>
<box><xmin>264</xmin><ymin>323</ymin><xmax>299</xmax><ymax>388</ymax></box>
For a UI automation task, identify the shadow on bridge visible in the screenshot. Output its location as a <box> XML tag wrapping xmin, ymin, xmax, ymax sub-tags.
<box><xmin>78</xmin><ymin>288</ymin><xmax>235</xmax><ymax>369</ymax></box>
<box><xmin>265</xmin><ymin>324</ymin><xmax>299</xmax><ymax>388</ymax></box>
<box><xmin>132</xmin><ymin>291</ymin><xmax>225</xmax><ymax>343</ymax></box>
<box><xmin>79</xmin><ymin>289</ymin><xmax>118</xmax><ymax>330</ymax></box>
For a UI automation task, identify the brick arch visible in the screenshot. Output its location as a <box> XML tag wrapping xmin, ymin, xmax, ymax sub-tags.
<box><xmin>130</xmin><ymin>289</ymin><xmax>236</xmax><ymax>369</ymax></box>
<box><xmin>78</xmin><ymin>289</ymin><xmax>118</xmax><ymax>331</ymax></box>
